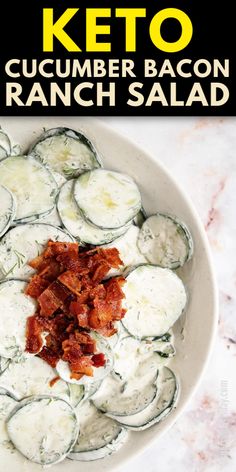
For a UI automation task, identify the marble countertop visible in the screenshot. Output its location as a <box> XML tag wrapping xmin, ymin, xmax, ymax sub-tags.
<box><xmin>99</xmin><ymin>117</ymin><xmax>236</xmax><ymax>472</ymax></box>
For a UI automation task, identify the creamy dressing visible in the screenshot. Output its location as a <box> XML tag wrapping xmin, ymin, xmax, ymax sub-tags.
<box><xmin>0</xmin><ymin>156</ymin><xmax>57</xmax><ymax>221</ymax></box>
<box><xmin>0</xmin><ymin>185</ymin><xmax>16</xmax><ymax>237</ymax></box>
<box><xmin>0</xmin><ymin>280</ymin><xmax>37</xmax><ymax>359</ymax></box>
<box><xmin>34</xmin><ymin>206</ymin><xmax>62</xmax><ymax>227</ymax></box>
<box><xmin>0</xmin><ymin>394</ymin><xmax>17</xmax><ymax>444</ymax></box>
<box><xmin>122</xmin><ymin>265</ymin><xmax>187</xmax><ymax>337</ymax></box>
<box><xmin>102</xmin><ymin>225</ymin><xmax>147</xmax><ymax>276</ymax></box>
<box><xmin>73</xmin><ymin>401</ymin><xmax>121</xmax><ymax>452</ymax></box>
<box><xmin>0</xmin><ymin>356</ymin><xmax>69</xmax><ymax>400</ymax></box>
<box><xmin>138</xmin><ymin>213</ymin><xmax>193</xmax><ymax>269</ymax></box>
<box><xmin>7</xmin><ymin>397</ymin><xmax>78</xmax><ymax>465</ymax></box>
<box><xmin>92</xmin><ymin>336</ymin><xmax>163</xmax><ymax>416</ymax></box>
<box><xmin>0</xmin><ymin>223</ymin><xmax>74</xmax><ymax>280</ymax></box>
<box><xmin>112</xmin><ymin>367</ymin><xmax>178</xmax><ymax>430</ymax></box>
<box><xmin>0</xmin><ymin>130</ymin><xmax>11</xmax><ymax>157</ymax></box>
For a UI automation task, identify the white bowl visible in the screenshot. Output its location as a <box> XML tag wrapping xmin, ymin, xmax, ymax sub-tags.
<box><xmin>0</xmin><ymin>117</ymin><xmax>218</xmax><ymax>472</ymax></box>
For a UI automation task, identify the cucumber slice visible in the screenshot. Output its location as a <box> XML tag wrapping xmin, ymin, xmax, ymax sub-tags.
<box><xmin>7</xmin><ymin>395</ymin><xmax>79</xmax><ymax>465</ymax></box>
<box><xmin>133</xmin><ymin>208</ymin><xmax>147</xmax><ymax>228</ymax></box>
<box><xmin>0</xmin><ymin>394</ymin><xmax>17</xmax><ymax>443</ymax></box>
<box><xmin>122</xmin><ymin>265</ymin><xmax>187</xmax><ymax>338</ymax></box>
<box><xmin>74</xmin><ymin>169</ymin><xmax>141</xmax><ymax>230</ymax></box>
<box><xmin>93</xmin><ymin>368</ymin><xmax>158</xmax><ymax>417</ymax></box>
<box><xmin>102</xmin><ymin>226</ymin><xmax>147</xmax><ymax>277</ymax></box>
<box><xmin>69</xmin><ymin>384</ymin><xmax>85</xmax><ymax>408</ymax></box>
<box><xmin>92</xmin><ymin>341</ymin><xmax>160</xmax><ymax>417</ymax></box>
<box><xmin>0</xmin><ymin>129</ymin><xmax>11</xmax><ymax>157</ymax></box>
<box><xmin>106</xmin><ymin>330</ymin><xmax>120</xmax><ymax>350</ymax></box>
<box><xmin>34</xmin><ymin>206</ymin><xmax>62</xmax><ymax>227</ymax></box>
<box><xmin>83</xmin><ymin>381</ymin><xmax>102</xmax><ymax>402</ymax></box>
<box><xmin>0</xmin><ymin>146</ymin><xmax>8</xmax><ymax>160</ymax></box>
<box><xmin>69</xmin><ymin>401</ymin><xmax>127</xmax><ymax>461</ymax></box>
<box><xmin>0</xmin><ymin>185</ymin><xmax>16</xmax><ymax>237</ymax></box>
<box><xmin>0</xmin><ymin>155</ymin><xmax>58</xmax><ymax>222</ymax></box>
<box><xmin>111</xmin><ymin>367</ymin><xmax>179</xmax><ymax>430</ymax></box>
<box><xmin>0</xmin><ymin>355</ymin><xmax>70</xmax><ymax>401</ymax></box>
<box><xmin>0</xmin><ymin>223</ymin><xmax>74</xmax><ymax>281</ymax></box>
<box><xmin>0</xmin><ymin>387</ymin><xmax>13</xmax><ymax>395</ymax></box>
<box><xmin>57</xmin><ymin>332</ymin><xmax>113</xmax><ymax>386</ymax></box>
<box><xmin>0</xmin><ymin>357</ymin><xmax>10</xmax><ymax>373</ymax></box>
<box><xmin>0</xmin><ymin>279</ymin><xmax>37</xmax><ymax>359</ymax></box>
<box><xmin>138</xmin><ymin>213</ymin><xmax>194</xmax><ymax>269</ymax></box>
<box><xmin>57</xmin><ymin>180</ymin><xmax>130</xmax><ymax>245</ymax></box>
<box><xmin>112</xmin><ymin>336</ymin><xmax>164</xmax><ymax>382</ymax></box>
<box><xmin>139</xmin><ymin>334</ymin><xmax>176</xmax><ymax>358</ymax></box>
<box><xmin>29</xmin><ymin>127</ymin><xmax>101</xmax><ymax>180</ymax></box>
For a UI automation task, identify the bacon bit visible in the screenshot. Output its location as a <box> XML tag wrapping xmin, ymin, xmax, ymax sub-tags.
<box><xmin>25</xmin><ymin>315</ymin><xmax>43</xmax><ymax>354</ymax></box>
<box><xmin>38</xmin><ymin>289</ymin><xmax>62</xmax><ymax>317</ymax></box>
<box><xmin>25</xmin><ymin>276</ymin><xmax>49</xmax><ymax>298</ymax></box>
<box><xmin>29</xmin><ymin>254</ymin><xmax>50</xmax><ymax>271</ymax></box>
<box><xmin>58</xmin><ymin>271</ymin><xmax>81</xmax><ymax>295</ymax></box>
<box><xmin>38</xmin><ymin>346</ymin><xmax>60</xmax><ymax>368</ymax></box>
<box><xmin>70</xmin><ymin>357</ymin><xmax>94</xmax><ymax>378</ymax></box>
<box><xmin>92</xmin><ymin>353</ymin><xmax>106</xmax><ymax>367</ymax></box>
<box><xmin>25</xmin><ymin>240</ymin><xmax>126</xmax><ymax>380</ymax></box>
<box><xmin>92</xmin><ymin>262</ymin><xmax>111</xmax><ymax>283</ymax></box>
<box><xmin>44</xmin><ymin>241</ymin><xmax>79</xmax><ymax>258</ymax></box>
<box><xmin>38</xmin><ymin>260</ymin><xmax>63</xmax><ymax>281</ymax></box>
<box><xmin>49</xmin><ymin>376</ymin><xmax>60</xmax><ymax>387</ymax></box>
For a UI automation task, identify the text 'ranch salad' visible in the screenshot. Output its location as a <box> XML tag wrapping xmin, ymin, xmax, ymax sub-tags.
<box><xmin>0</xmin><ymin>127</ymin><xmax>193</xmax><ymax>466</ymax></box>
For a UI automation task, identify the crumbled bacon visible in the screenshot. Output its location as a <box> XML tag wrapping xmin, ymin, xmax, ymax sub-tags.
<box><xmin>25</xmin><ymin>315</ymin><xmax>44</xmax><ymax>354</ymax></box>
<box><xmin>25</xmin><ymin>240</ymin><xmax>126</xmax><ymax>380</ymax></box>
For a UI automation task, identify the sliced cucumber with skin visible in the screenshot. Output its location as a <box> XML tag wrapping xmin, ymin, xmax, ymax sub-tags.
<box><xmin>111</xmin><ymin>367</ymin><xmax>179</xmax><ymax>430</ymax></box>
<box><xmin>0</xmin><ymin>223</ymin><xmax>74</xmax><ymax>281</ymax></box>
<box><xmin>57</xmin><ymin>180</ymin><xmax>130</xmax><ymax>245</ymax></box>
<box><xmin>0</xmin><ymin>355</ymin><xmax>70</xmax><ymax>401</ymax></box>
<box><xmin>29</xmin><ymin>127</ymin><xmax>101</xmax><ymax>180</ymax></box>
<box><xmin>0</xmin><ymin>146</ymin><xmax>8</xmax><ymax>160</ymax></box>
<box><xmin>0</xmin><ymin>357</ymin><xmax>11</xmax><ymax>374</ymax></box>
<box><xmin>69</xmin><ymin>401</ymin><xmax>128</xmax><ymax>461</ymax></box>
<box><xmin>139</xmin><ymin>336</ymin><xmax>176</xmax><ymax>358</ymax></box>
<box><xmin>0</xmin><ymin>394</ymin><xmax>17</xmax><ymax>443</ymax></box>
<box><xmin>0</xmin><ymin>185</ymin><xmax>16</xmax><ymax>237</ymax></box>
<box><xmin>122</xmin><ymin>265</ymin><xmax>187</xmax><ymax>338</ymax></box>
<box><xmin>112</xmin><ymin>335</ymin><xmax>174</xmax><ymax>383</ymax></box>
<box><xmin>0</xmin><ymin>387</ymin><xmax>15</xmax><ymax>400</ymax></box>
<box><xmin>102</xmin><ymin>225</ymin><xmax>147</xmax><ymax>277</ymax></box>
<box><xmin>7</xmin><ymin>395</ymin><xmax>79</xmax><ymax>465</ymax></box>
<box><xmin>93</xmin><ymin>368</ymin><xmax>158</xmax><ymax>417</ymax></box>
<box><xmin>0</xmin><ymin>129</ymin><xmax>11</xmax><ymax>158</ymax></box>
<box><xmin>69</xmin><ymin>384</ymin><xmax>85</xmax><ymax>408</ymax></box>
<box><xmin>138</xmin><ymin>213</ymin><xmax>194</xmax><ymax>269</ymax></box>
<box><xmin>74</xmin><ymin>169</ymin><xmax>141</xmax><ymax>230</ymax></box>
<box><xmin>133</xmin><ymin>208</ymin><xmax>147</xmax><ymax>228</ymax></box>
<box><xmin>0</xmin><ymin>155</ymin><xmax>58</xmax><ymax>222</ymax></box>
<box><xmin>92</xmin><ymin>347</ymin><xmax>160</xmax><ymax>417</ymax></box>
<box><xmin>81</xmin><ymin>381</ymin><xmax>102</xmax><ymax>405</ymax></box>
<box><xmin>0</xmin><ymin>279</ymin><xmax>37</xmax><ymax>359</ymax></box>
<box><xmin>34</xmin><ymin>206</ymin><xmax>62</xmax><ymax>227</ymax></box>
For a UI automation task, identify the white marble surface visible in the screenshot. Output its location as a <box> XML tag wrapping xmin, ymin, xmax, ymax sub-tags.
<box><xmin>99</xmin><ymin>117</ymin><xmax>236</xmax><ymax>472</ymax></box>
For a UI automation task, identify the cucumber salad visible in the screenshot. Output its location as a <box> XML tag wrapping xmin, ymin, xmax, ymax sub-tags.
<box><xmin>0</xmin><ymin>127</ymin><xmax>193</xmax><ymax>466</ymax></box>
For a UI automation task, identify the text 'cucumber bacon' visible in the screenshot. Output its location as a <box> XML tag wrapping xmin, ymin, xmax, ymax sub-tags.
<box><xmin>24</xmin><ymin>240</ymin><xmax>126</xmax><ymax>381</ymax></box>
